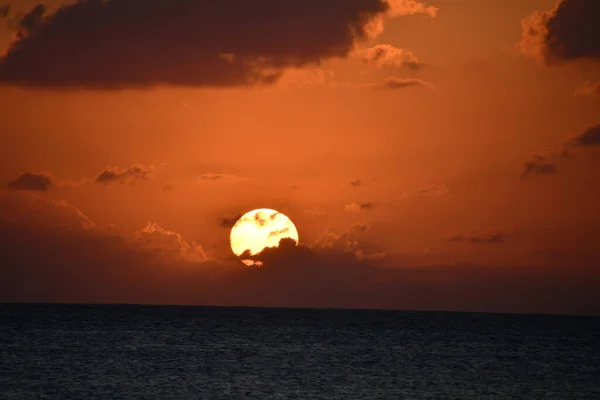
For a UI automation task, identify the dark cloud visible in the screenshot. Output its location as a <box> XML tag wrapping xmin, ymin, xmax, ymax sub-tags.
<box><xmin>521</xmin><ymin>0</ymin><xmax>600</xmax><ymax>65</ymax></box>
<box><xmin>568</xmin><ymin>124</ymin><xmax>600</xmax><ymax>147</ymax></box>
<box><xmin>522</xmin><ymin>125</ymin><xmax>600</xmax><ymax>179</ymax></box>
<box><xmin>220</xmin><ymin>213</ymin><xmax>242</xmax><ymax>229</ymax></box>
<box><xmin>368</xmin><ymin>77</ymin><xmax>435</xmax><ymax>90</ymax></box>
<box><xmin>0</xmin><ymin>0</ymin><xmax>434</xmax><ymax>89</ymax></box>
<box><xmin>447</xmin><ymin>232</ymin><xmax>506</xmax><ymax>244</ymax></box>
<box><xmin>349</xmin><ymin>179</ymin><xmax>364</xmax><ymax>187</ymax></box>
<box><xmin>0</xmin><ymin>5</ymin><xmax>9</xmax><ymax>18</ymax></box>
<box><xmin>7</xmin><ymin>172</ymin><xmax>53</xmax><ymax>192</ymax></box>
<box><xmin>574</xmin><ymin>81</ymin><xmax>600</xmax><ymax>97</ymax></box>
<box><xmin>0</xmin><ymin>192</ymin><xmax>599</xmax><ymax>314</ymax></box>
<box><xmin>95</xmin><ymin>164</ymin><xmax>154</xmax><ymax>185</ymax></box>
<box><xmin>520</xmin><ymin>160</ymin><xmax>558</xmax><ymax>179</ymax></box>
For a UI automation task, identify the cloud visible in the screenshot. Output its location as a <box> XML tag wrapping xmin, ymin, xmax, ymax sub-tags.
<box><xmin>567</xmin><ymin>124</ymin><xmax>600</xmax><ymax>148</ymax></box>
<box><xmin>386</xmin><ymin>0</ymin><xmax>438</xmax><ymax>17</ymax></box>
<box><xmin>1</xmin><ymin>192</ymin><xmax>599</xmax><ymax>314</ymax></box>
<box><xmin>352</xmin><ymin>44</ymin><xmax>422</xmax><ymax>70</ymax></box>
<box><xmin>521</xmin><ymin>157</ymin><xmax>559</xmax><ymax>179</ymax></box>
<box><xmin>344</xmin><ymin>202</ymin><xmax>375</xmax><ymax>213</ymax></box>
<box><xmin>520</xmin><ymin>0</ymin><xmax>600</xmax><ymax>65</ymax></box>
<box><xmin>447</xmin><ymin>232</ymin><xmax>506</xmax><ymax>244</ymax></box>
<box><xmin>220</xmin><ymin>213</ymin><xmax>242</xmax><ymax>229</ymax></box>
<box><xmin>366</xmin><ymin>77</ymin><xmax>435</xmax><ymax>90</ymax></box>
<box><xmin>133</xmin><ymin>222</ymin><xmax>207</xmax><ymax>263</ymax></box>
<box><xmin>574</xmin><ymin>81</ymin><xmax>600</xmax><ymax>97</ymax></box>
<box><xmin>418</xmin><ymin>183</ymin><xmax>449</xmax><ymax>196</ymax></box>
<box><xmin>520</xmin><ymin>124</ymin><xmax>600</xmax><ymax>179</ymax></box>
<box><xmin>199</xmin><ymin>173</ymin><xmax>233</xmax><ymax>181</ymax></box>
<box><xmin>0</xmin><ymin>0</ymin><xmax>437</xmax><ymax>89</ymax></box>
<box><xmin>349</xmin><ymin>179</ymin><xmax>364</xmax><ymax>187</ymax></box>
<box><xmin>95</xmin><ymin>164</ymin><xmax>154</xmax><ymax>185</ymax></box>
<box><xmin>7</xmin><ymin>172</ymin><xmax>53</xmax><ymax>192</ymax></box>
<box><xmin>0</xmin><ymin>5</ymin><xmax>9</xmax><ymax>18</ymax></box>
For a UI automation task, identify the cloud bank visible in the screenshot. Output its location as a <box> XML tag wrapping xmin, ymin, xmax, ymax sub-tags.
<box><xmin>0</xmin><ymin>0</ymin><xmax>436</xmax><ymax>89</ymax></box>
<box><xmin>521</xmin><ymin>0</ymin><xmax>600</xmax><ymax>65</ymax></box>
<box><xmin>0</xmin><ymin>191</ymin><xmax>599</xmax><ymax>314</ymax></box>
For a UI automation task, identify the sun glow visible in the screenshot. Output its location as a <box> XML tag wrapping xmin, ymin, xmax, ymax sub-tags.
<box><xmin>229</xmin><ymin>208</ymin><xmax>299</xmax><ymax>266</ymax></box>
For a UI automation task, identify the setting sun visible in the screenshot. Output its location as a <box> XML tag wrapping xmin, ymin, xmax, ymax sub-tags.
<box><xmin>229</xmin><ymin>208</ymin><xmax>299</xmax><ymax>266</ymax></box>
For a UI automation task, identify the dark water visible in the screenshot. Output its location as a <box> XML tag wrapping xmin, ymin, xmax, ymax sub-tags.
<box><xmin>1</xmin><ymin>304</ymin><xmax>599</xmax><ymax>399</ymax></box>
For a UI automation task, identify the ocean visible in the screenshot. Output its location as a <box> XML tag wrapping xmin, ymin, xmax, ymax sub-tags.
<box><xmin>1</xmin><ymin>304</ymin><xmax>599</xmax><ymax>399</ymax></box>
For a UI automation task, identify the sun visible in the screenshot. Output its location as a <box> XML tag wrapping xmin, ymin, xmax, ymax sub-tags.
<box><xmin>229</xmin><ymin>208</ymin><xmax>299</xmax><ymax>266</ymax></box>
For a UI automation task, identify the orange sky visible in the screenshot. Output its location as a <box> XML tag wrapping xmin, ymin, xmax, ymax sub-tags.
<box><xmin>0</xmin><ymin>0</ymin><xmax>599</xmax><ymax>314</ymax></box>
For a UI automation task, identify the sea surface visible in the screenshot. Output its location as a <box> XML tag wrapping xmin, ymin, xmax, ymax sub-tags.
<box><xmin>1</xmin><ymin>304</ymin><xmax>599</xmax><ymax>399</ymax></box>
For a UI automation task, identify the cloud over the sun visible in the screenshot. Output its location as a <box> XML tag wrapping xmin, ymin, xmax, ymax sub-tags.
<box><xmin>520</xmin><ymin>0</ymin><xmax>600</xmax><ymax>65</ymax></box>
<box><xmin>0</xmin><ymin>0</ymin><xmax>437</xmax><ymax>89</ymax></box>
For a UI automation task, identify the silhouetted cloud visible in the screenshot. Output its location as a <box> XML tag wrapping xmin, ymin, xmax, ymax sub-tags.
<box><xmin>368</xmin><ymin>77</ymin><xmax>435</xmax><ymax>90</ymax></box>
<box><xmin>567</xmin><ymin>124</ymin><xmax>600</xmax><ymax>147</ymax></box>
<box><xmin>352</xmin><ymin>44</ymin><xmax>421</xmax><ymax>70</ymax></box>
<box><xmin>7</xmin><ymin>172</ymin><xmax>53</xmax><ymax>192</ymax></box>
<box><xmin>521</xmin><ymin>0</ymin><xmax>600</xmax><ymax>65</ymax></box>
<box><xmin>521</xmin><ymin>125</ymin><xmax>600</xmax><ymax>178</ymax></box>
<box><xmin>447</xmin><ymin>232</ymin><xmax>505</xmax><ymax>244</ymax></box>
<box><xmin>0</xmin><ymin>0</ymin><xmax>437</xmax><ymax>89</ymax></box>
<box><xmin>133</xmin><ymin>221</ymin><xmax>207</xmax><ymax>263</ymax></box>
<box><xmin>95</xmin><ymin>164</ymin><xmax>154</xmax><ymax>185</ymax></box>
<box><xmin>349</xmin><ymin>179</ymin><xmax>364</xmax><ymax>187</ymax></box>
<box><xmin>521</xmin><ymin>159</ymin><xmax>559</xmax><ymax>179</ymax></box>
<box><xmin>220</xmin><ymin>213</ymin><xmax>242</xmax><ymax>229</ymax></box>
<box><xmin>0</xmin><ymin>5</ymin><xmax>9</xmax><ymax>18</ymax></box>
<box><xmin>574</xmin><ymin>81</ymin><xmax>600</xmax><ymax>97</ymax></box>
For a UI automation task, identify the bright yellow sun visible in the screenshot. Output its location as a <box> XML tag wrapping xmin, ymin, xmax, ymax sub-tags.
<box><xmin>229</xmin><ymin>208</ymin><xmax>299</xmax><ymax>266</ymax></box>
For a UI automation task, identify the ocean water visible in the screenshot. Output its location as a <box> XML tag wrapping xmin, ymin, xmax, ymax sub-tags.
<box><xmin>1</xmin><ymin>304</ymin><xmax>599</xmax><ymax>399</ymax></box>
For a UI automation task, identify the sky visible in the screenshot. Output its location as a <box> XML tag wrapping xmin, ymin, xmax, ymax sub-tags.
<box><xmin>0</xmin><ymin>0</ymin><xmax>599</xmax><ymax>315</ymax></box>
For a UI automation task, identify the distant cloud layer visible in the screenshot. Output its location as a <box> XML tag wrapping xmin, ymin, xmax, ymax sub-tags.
<box><xmin>7</xmin><ymin>172</ymin><xmax>53</xmax><ymax>192</ymax></box>
<box><xmin>0</xmin><ymin>0</ymin><xmax>436</xmax><ymax>89</ymax></box>
<box><xmin>521</xmin><ymin>0</ymin><xmax>600</xmax><ymax>65</ymax></box>
<box><xmin>448</xmin><ymin>232</ymin><xmax>506</xmax><ymax>244</ymax></box>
